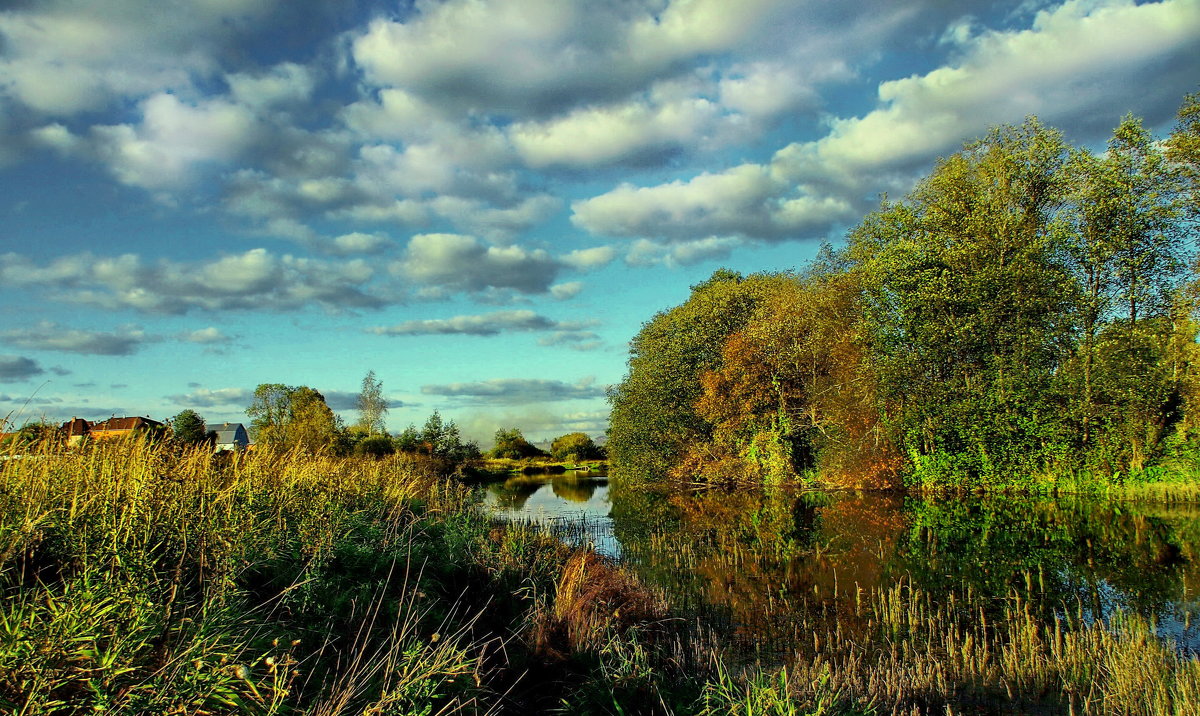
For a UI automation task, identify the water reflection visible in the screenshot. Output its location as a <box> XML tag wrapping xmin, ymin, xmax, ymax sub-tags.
<box><xmin>481</xmin><ymin>474</ymin><xmax>1200</xmax><ymax>652</ymax></box>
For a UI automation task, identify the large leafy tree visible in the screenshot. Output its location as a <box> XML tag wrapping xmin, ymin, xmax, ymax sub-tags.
<box><xmin>607</xmin><ymin>270</ymin><xmax>788</xmax><ymax>478</ymax></box>
<box><xmin>246</xmin><ymin>384</ymin><xmax>342</xmax><ymax>452</ymax></box>
<box><xmin>847</xmin><ymin>119</ymin><xmax>1079</xmax><ymax>483</ymax></box>
<box><xmin>246</xmin><ymin>383</ymin><xmax>293</xmax><ymax>444</ymax></box>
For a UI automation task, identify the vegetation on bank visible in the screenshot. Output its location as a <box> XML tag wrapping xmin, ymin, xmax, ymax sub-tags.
<box><xmin>5</xmin><ymin>438</ymin><xmax>1200</xmax><ymax>714</ymax></box>
<box><xmin>609</xmin><ymin>92</ymin><xmax>1200</xmax><ymax>491</ymax></box>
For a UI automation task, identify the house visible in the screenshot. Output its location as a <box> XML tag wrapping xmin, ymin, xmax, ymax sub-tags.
<box><xmin>62</xmin><ymin>417</ymin><xmax>90</xmax><ymax>446</ymax></box>
<box><xmin>207</xmin><ymin>422</ymin><xmax>250</xmax><ymax>452</ymax></box>
<box><xmin>87</xmin><ymin>416</ymin><xmax>165</xmax><ymax>441</ymax></box>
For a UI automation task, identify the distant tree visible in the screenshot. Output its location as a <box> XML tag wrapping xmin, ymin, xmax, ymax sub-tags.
<box><xmin>286</xmin><ymin>387</ymin><xmax>342</xmax><ymax>454</ymax></box>
<box><xmin>393</xmin><ymin>424</ymin><xmax>421</xmax><ymax>452</ymax></box>
<box><xmin>246</xmin><ymin>383</ymin><xmax>342</xmax><ymax>452</ymax></box>
<box><xmin>246</xmin><ymin>383</ymin><xmax>294</xmax><ymax>444</ymax></box>
<box><xmin>170</xmin><ymin>409</ymin><xmax>209</xmax><ymax>445</ymax></box>
<box><xmin>355</xmin><ymin>370</ymin><xmax>388</xmax><ymax>435</ymax></box>
<box><xmin>355</xmin><ymin>434</ymin><xmax>396</xmax><ymax>458</ymax></box>
<box><xmin>550</xmin><ymin>432</ymin><xmax>602</xmax><ymax>462</ymax></box>
<box><xmin>491</xmin><ymin>427</ymin><xmax>545</xmax><ymax>459</ymax></box>
<box><xmin>420</xmin><ymin>410</ymin><xmax>446</xmax><ymax>453</ymax></box>
<box><xmin>2</xmin><ymin>422</ymin><xmax>61</xmax><ymax>450</ymax></box>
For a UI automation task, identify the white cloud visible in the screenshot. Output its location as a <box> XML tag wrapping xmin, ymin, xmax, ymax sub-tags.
<box><xmin>550</xmin><ymin>282</ymin><xmax>584</xmax><ymax>300</ymax></box>
<box><xmin>429</xmin><ymin>194</ymin><xmax>561</xmax><ymax>239</ymax></box>
<box><xmin>510</xmin><ymin>89</ymin><xmax>723</xmax><ymax>168</ymax></box>
<box><xmin>0</xmin><ymin>322</ymin><xmax>151</xmax><ymax>356</ymax></box>
<box><xmin>393</xmin><ymin>234</ymin><xmax>561</xmax><ymax>294</ymax></box>
<box><xmin>625</xmin><ymin>237</ymin><xmax>743</xmax><ymax>267</ymax></box>
<box><xmin>330</xmin><ymin>232</ymin><xmax>392</xmax><ymax>255</ymax></box>
<box><xmin>573</xmin><ymin>0</ymin><xmax>1200</xmax><ymax>245</ymax></box>
<box><xmin>226</xmin><ymin>62</ymin><xmax>313</xmax><ymax>110</ymax></box>
<box><xmin>91</xmin><ymin>93</ymin><xmax>260</xmax><ymax>189</ymax></box>
<box><xmin>0</xmin><ymin>0</ymin><xmax>275</xmax><ymax>116</ymax></box>
<box><xmin>349</xmin><ymin>0</ymin><xmax>794</xmax><ymax>116</ymax></box>
<box><xmin>0</xmin><ymin>249</ymin><xmax>389</xmax><ymax>314</ymax></box>
<box><xmin>561</xmin><ymin>246</ymin><xmax>617</xmax><ymax>270</ymax></box>
<box><xmin>573</xmin><ymin>163</ymin><xmax>855</xmax><ymax>242</ymax></box>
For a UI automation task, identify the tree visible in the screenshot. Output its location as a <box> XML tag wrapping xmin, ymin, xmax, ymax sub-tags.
<box><xmin>170</xmin><ymin>409</ymin><xmax>209</xmax><ymax>445</ymax></box>
<box><xmin>491</xmin><ymin>427</ymin><xmax>544</xmax><ymax>459</ymax></box>
<box><xmin>246</xmin><ymin>383</ymin><xmax>342</xmax><ymax>452</ymax></box>
<box><xmin>355</xmin><ymin>370</ymin><xmax>388</xmax><ymax>435</ymax></box>
<box><xmin>607</xmin><ymin>270</ymin><xmax>789</xmax><ymax>477</ymax></box>
<box><xmin>845</xmin><ymin>119</ymin><xmax>1080</xmax><ymax>484</ymax></box>
<box><xmin>286</xmin><ymin>387</ymin><xmax>341</xmax><ymax>454</ymax></box>
<box><xmin>393</xmin><ymin>424</ymin><xmax>421</xmax><ymax>452</ymax></box>
<box><xmin>246</xmin><ymin>383</ymin><xmax>293</xmax><ymax>444</ymax></box>
<box><xmin>550</xmin><ymin>432</ymin><xmax>602</xmax><ymax>462</ymax></box>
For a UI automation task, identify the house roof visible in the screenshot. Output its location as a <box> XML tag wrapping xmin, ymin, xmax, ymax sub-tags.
<box><xmin>205</xmin><ymin>422</ymin><xmax>248</xmax><ymax>443</ymax></box>
<box><xmin>61</xmin><ymin>417</ymin><xmax>90</xmax><ymax>436</ymax></box>
<box><xmin>91</xmin><ymin>416</ymin><xmax>164</xmax><ymax>432</ymax></box>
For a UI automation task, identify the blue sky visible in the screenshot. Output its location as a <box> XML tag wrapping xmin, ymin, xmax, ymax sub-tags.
<box><xmin>0</xmin><ymin>0</ymin><xmax>1197</xmax><ymax>445</ymax></box>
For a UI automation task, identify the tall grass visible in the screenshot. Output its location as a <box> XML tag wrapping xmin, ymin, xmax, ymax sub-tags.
<box><xmin>0</xmin><ymin>438</ymin><xmax>488</xmax><ymax>714</ymax></box>
<box><xmin>5</xmin><ymin>438</ymin><xmax>1200</xmax><ymax>714</ymax></box>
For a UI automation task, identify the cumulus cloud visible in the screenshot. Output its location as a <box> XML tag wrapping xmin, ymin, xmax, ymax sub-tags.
<box><xmin>226</xmin><ymin>62</ymin><xmax>314</xmax><ymax>110</ymax></box>
<box><xmin>368</xmin><ymin>310</ymin><xmax>592</xmax><ymax>337</ymax></box>
<box><xmin>625</xmin><ymin>237</ymin><xmax>743</xmax><ymax>267</ymax></box>
<box><xmin>561</xmin><ymin>246</ymin><xmax>616</xmax><ymax>270</ymax></box>
<box><xmin>573</xmin><ymin>164</ymin><xmax>856</xmax><ymax>242</ymax></box>
<box><xmin>166</xmin><ymin>387</ymin><xmax>254</xmax><ymax>408</ymax></box>
<box><xmin>393</xmin><ymin>234</ymin><xmax>561</xmax><ymax>295</ymax></box>
<box><xmin>0</xmin><ymin>356</ymin><xmax>45</xmax><ymax>382</ymax></box>
<box><xmin>510</xmin><ymin>87</ymin><xmax>725</xmax><ymax>168</ymax></box>
<box><xmin>89</xmin><ymin>93</ymin><xmax>261</xmax><ymax>189</ymax></box>
<box><xmin>0</xmin><ymin>322</ymin><xmax>151</xmax><ymax>356</ymax></box>
<box><xmin>0</xmin><ymin>0</ymin><xmax>274</xmax><ymax>116</ymax></box>
<box><xmin>549</xmin><ymin>282</ymin><xmax>584</xmax><ymax>300</ymax></box>
<box><xmin>572</xmin><ymin>0</ymin><xmax>1200</xmax><ymax>245</ymax></box>
<box><xmin>349</xmin><ymin>0</ymin><xmax>795</xmax><ymax>117</ymax></box>
<box><xmin>0</xmin><ymin>249</ymin><xmax>388</xmax><ymax>314</ymax></box>
<box><xmin>421</xmin><ymin>377</ymin><xmax>606</xmax><ymax>405</ymax></box>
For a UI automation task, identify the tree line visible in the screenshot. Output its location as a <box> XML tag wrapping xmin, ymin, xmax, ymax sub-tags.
<box><xmin>608</xmin><ymin>93</ymin><xmax>1200</xmax><ymax>489</ymax></box>
<box><xmin>168</xmin><ymin>368</ymin><xmax>605</xmax><ymax>465</ymax></box>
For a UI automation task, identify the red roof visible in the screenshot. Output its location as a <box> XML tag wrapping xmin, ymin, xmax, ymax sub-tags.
<box><xmin>62</xmin><ymin>417</ymin><xmax>90</xmax><ymax>436</ymax></box>
<box><xmin>91</xmin><ymin>416</ymin><xmax>163</xmax><ymax>432</ymax></box>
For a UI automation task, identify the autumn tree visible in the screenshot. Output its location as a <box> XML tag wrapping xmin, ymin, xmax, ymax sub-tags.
<box><xmin>246</xmin><ymin>383</ymin><xmax>342</xmax><ymax>452</ymax></box>
<box><xmin>607</xmin><ymin>269</ymin><xmax>789</xmax><ymax>478</ymax></box>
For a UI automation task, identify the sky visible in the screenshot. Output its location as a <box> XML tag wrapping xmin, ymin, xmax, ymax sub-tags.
<box><xmin>0</xmin><ymin>0</ymin><xmax>1197</xmax><ymax>446</ymax></box>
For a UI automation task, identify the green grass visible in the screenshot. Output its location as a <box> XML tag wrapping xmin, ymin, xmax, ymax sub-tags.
<box><xmin>4</xmin><ymin>438</ymin><xmax>1200</xmax><ymax>714</ymax></box>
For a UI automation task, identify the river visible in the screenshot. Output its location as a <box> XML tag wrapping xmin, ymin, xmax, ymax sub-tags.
<box><xmin>480</xmin><ymin>473</ymin><xmax>1200</xmax><ymax>657</ymax></box>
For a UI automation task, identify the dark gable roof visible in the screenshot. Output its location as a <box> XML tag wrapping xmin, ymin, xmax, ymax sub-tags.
<box><xmin>91</xmin><ymin>416</ymin><xmax>164</xmax><ymax>432</ymax></box>
<box><xmin>205</xmin><ymin>423</ymin><xmax>248</xmax><ymax>443</ymax></box>
<box><xmin>61</xmin><ymin>417</ymin><xmax>90</xmax><ymax>436</ymax></box>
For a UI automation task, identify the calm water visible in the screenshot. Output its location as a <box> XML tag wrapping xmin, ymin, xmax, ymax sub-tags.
<box><xmin>481</xmin><ymin>476</ymin><xmax>1200</xmax><ymax>652</ymax></box>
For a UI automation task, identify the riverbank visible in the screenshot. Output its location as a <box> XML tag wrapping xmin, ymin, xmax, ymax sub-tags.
<box><xmin>3</xmin><ymin>439</ymin><xmax>1200</xmax><ymax>714</ymax></box>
